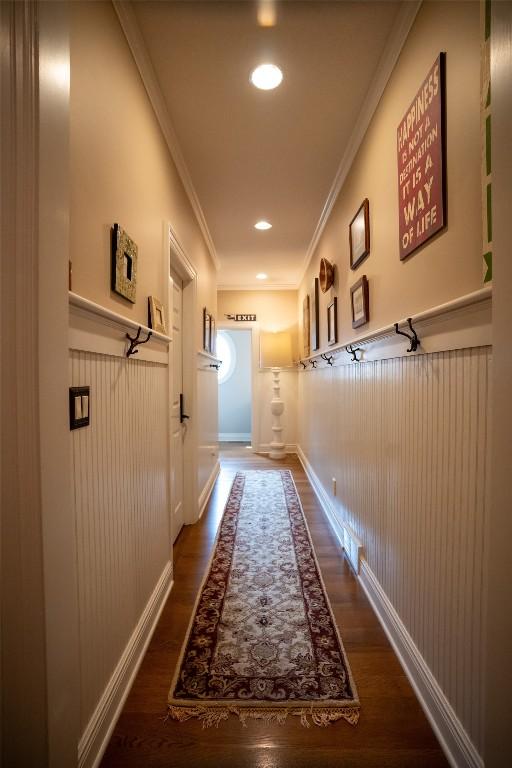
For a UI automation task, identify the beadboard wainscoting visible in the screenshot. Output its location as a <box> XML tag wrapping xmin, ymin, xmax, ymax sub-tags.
<box><xmin>298</xmin><ymin>342</ymin><xmax>491</xmax><ymax>768</ymax></box>
<box><xmin>70</xmin><ymin>297</ymin><xmax>173</xmax><ymax>767</ymax></box>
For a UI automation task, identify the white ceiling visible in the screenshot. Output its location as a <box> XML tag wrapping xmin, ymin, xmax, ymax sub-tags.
<box><xmin>132</xmin><ymin>0</ymin><xmax>404</xmax><ymax>289</ymax></box>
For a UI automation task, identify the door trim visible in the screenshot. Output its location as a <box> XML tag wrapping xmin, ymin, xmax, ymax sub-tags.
<box><xmin>217</xmin><ymin>321</ymin><xmax>261</xmax><ymax>453</ymax></box>
<box><xmin>164</xmin><ymin>222</ymin><xmax>200</xmax><ymax>525</ymax></box>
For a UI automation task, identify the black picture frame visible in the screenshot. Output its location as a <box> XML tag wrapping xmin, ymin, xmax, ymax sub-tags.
<box><xmin>327</xmin><ymin>298</ymin><xmax>338</xmax><ymax>346</ymax></box>
<box><xmin>349</xmin><ymin>199</ymin><xmax>370</xmax><ymax>270</ymax></box>
<box><xmin>350</xmin><ymin>275</ymin><xmax>369</xmax><ymax>329</ymax></box>
<box><xmin>311</xmin><ymin>277</ymin><xmax>320</xmax><ymax>351</ymax></box>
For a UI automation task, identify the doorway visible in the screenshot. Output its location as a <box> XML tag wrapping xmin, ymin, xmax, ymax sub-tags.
<box><xmin>217</xmin><ymin>329</ymin><xmax>252</xmax><ymax>445</ymax></box>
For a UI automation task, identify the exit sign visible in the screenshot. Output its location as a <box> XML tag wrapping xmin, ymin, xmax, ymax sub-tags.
<box><xmin>225</xmin><ymin>314</ymin><xmax>257</xmax><ymax>322</ymax></box>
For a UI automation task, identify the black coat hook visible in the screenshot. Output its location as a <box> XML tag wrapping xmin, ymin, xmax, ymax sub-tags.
<box><xmin>310</xmin><ymin>360</ymin><xmax>318</xmax><ymax>369</ymax></box>
<box><xmin>300</xmin><ymin>360</ymin><xmax>307</xmax><ymax>369</ymax></box>
<box><xmin>126</xmin><ymin>326</ymin><xmax>152</xmax><ymax>357</ymax></box>
<box><xmin>320</xmin><ymin>353</ymin><xmax>334</xmax><ymax>366</ymax></box>
<box><xmin>346</xmin><ymin>344</ymin><xmax>362</xmax><ymax>362</ymax></box>
<box><xmin>394</xmin><ymin>317</ymin><xmax>420</xmax><ymax>352</ymax></box>
<box><xmin>209</xmin><ymin>362</ymin><xmax>221</xmax><ymax>370</ymax></box>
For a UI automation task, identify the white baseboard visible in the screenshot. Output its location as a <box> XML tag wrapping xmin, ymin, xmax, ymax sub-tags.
<box><xmin>359</xmin><ymin>561</ymin><xmax>483</xmax><ymax>768</ymax></box>
<box><xmin>257</xmin><ymin>443</ymin><xmax>297</xmax><ymax>455</ymax></box>
<box><xmin>78</xmin><ymin>562</ymin><xmax>174</xmax><ymax>768</ymax></box>
<box><xmin>198</xmin><ymin>460</ymin><xmax>220</xmax><ymax>519</ymax></box>
<box><xmin>218</xmin><ymin>433</ymin><xmax>251</xmax><ymax>442</ymax></box>
<box><xmin>297</xmin><ymin>443</ymin><xmax>482</xmax><ymax>768</ymax></box>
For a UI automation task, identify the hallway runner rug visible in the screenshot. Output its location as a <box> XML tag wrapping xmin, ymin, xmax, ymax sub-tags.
<box><xmin>168</xmin><ymin>470</ymin><xmax>360</xmax><ymax>728</ymax></box>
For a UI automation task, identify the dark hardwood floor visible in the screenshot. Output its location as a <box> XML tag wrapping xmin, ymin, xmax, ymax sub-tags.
<box><xmin>100</xmin><ymin>447</ymin><xmax>449</xmax><ymax>768</ymax></box>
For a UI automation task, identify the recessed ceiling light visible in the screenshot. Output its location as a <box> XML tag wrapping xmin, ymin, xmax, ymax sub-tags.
<box><xmin>256</xmin><ymin>273</ymin><xmax>268</xmax><ymax>280</ymax></box>
<box><xmin>250</xmin><ymin>64</ymin><xmax>283</xmax><ymax>91</ymax></box>
<box><xmin>254</xmin><ymin>220</ymin><xmax>272</xmax><ymax>230</ymax></box>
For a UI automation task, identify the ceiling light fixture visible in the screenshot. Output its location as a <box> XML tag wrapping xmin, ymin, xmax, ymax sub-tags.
<box><xmin>250</xmin><ymin>64</ymin><xmax>283</xmax><ymax>91</ymax></box>
<box><xmin>256</xmin><ymin>273</ymin><xmax>268</xmax><ymax>280</ymax></box>
<box><xmin>254</xmin><ymin>220</ymin><xmax>272</xmax><ymax>230</ymax></box>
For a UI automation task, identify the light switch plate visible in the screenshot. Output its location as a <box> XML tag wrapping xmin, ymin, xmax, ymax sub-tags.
<box><xmin>70</xmin><ymin>386</ymin><xmax>90</xmax><ymax>430</ymax></box>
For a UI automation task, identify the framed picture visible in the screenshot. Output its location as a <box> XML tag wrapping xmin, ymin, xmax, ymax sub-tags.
<box><xmin>303</xmin><ymin>295</ymin><xmax>310</xmax><ymax>357</ymax></box>
<box><xmin>203</xmin><ymin>307</ymin><xmax>211</xmax><ymax>352</ymax></box>
<box><xmin>209</xmin><ymin>316</ymin><xmax>216</xmax><ymax>355</ymax></box>
<box><xmin>311</xmin><ymin>277</ymin><xmax>320</xmax><ymax>351</ymax></box>
<box><xmin>327</xmin><ymin>298</ymin><xmax>338</xmax><ymax>346</ymax></box>
<box><xmin>350</xmin><ymin>275</ymin><xmax>369</xmax><ymax>329</ymax></box>
<box><xmin>111</xmin><ymin>223</ymin><xmax>138</xmax><ymax>302</ymax></box>
<box><xmin>397</xmin><ymin>54</ymin><xmax>446</xmax><ymax>260</ymax></box>
<box><xmin>349</xmin><ymin>199</ymin><xmax>370</xmax><ymax>270</ymax></box>
<box><xmin>148</xmin><ymin>296</ymin><xmax>166</xmax><ymax>333</ymax></box>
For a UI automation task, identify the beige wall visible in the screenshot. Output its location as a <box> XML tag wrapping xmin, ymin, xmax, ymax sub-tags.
<box><xmin>70</xmin><ymin>0</ymin><xmax>216</xmax><ymax>343</ymax></box>
<box><xmin>299</xmin><ymin>0</ymin><xmax>482</xmax><ymax>352</ymax></box>
<box><xmin>218</xmin><ymin>290</ymin><xmax>299</xmax><ymax>360</ymax></box>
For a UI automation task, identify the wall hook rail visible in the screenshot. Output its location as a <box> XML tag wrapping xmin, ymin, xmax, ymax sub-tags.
<box><xmin>126</xmin><ymin>326</ymin><xmax>152</xmax><ymax>357</ymax></box>
<box><xmin>346</xmin><ymin>344</ymin><xmax>362</xmax><ymax>362</ymax></box>
<box><xmin>394</xmin><ymin>317</ymin><xmax>420</xmax><ymax>352</ymax></box>
<box><xmin>320</xmin><ymin>353</ymin><xmax>334</xmax><ymax>366</ymax></box>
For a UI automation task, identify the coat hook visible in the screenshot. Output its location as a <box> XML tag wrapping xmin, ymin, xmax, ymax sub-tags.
<box><xmin>394</xmin><ymin>317</ymin><xmax>420</xmax><ymax>352</ymax></box>
<box><xmin>209</xmin><ymin>362</ymin><xmax>222</xmax><ymax>370</ymax></box>
<box><xmin>346</xmin><ymin>344</ymin><xmax>362</xmax><ymax>362</ymax></box>
<box><xmin>320</xmin><ymin>353</ymin><xmax>334</xmax><ymax>366</ymax></box>
<box><xmin>310</xmin><ymin>359</ymin><xmax>318</xmax><ymax>369</ymax></box>
<box><xmin>299</xmin><ymin>360</ymin><xmax>307</xmax><ymax>369</ymax></box>
<box><xmin>126</xmin><ymin>326</ymin><xmax>152</xmax><ymax>358</ymax></box>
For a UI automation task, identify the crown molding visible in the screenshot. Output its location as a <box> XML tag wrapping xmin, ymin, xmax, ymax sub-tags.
<box><xmin>112</xmin><ymin>0</ymin><xmax>220</xmax><ymax>272</ymax></box>
<box><xmin>299</xmin><ymin>0</ymin><xmax>422</xmax><ymax>284</ymax></box>
<box><xmin>218</xmin><ymin>283</ymin><xmax>299</xmax><ymax>292</ymax></box>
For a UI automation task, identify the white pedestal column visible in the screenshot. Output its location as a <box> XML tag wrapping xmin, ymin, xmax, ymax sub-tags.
<box><xmin>269</xmin><ymin>367</ymin><xmax>286</xmax><ymax>460</ymax></box>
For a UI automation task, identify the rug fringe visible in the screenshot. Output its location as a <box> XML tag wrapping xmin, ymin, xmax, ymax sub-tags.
<box><xmin>167</xmin><ymin>704</ymin><xmax>360</xmax><ymax>729</ymax></box>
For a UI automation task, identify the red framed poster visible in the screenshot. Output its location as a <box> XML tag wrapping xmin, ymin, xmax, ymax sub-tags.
<box><xmin>397</xmin><ymin>53</ymin><xmax>446</xmax><ymax>260</ymax></box>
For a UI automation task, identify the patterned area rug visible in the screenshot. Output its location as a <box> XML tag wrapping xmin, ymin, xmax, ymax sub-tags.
<box><xmin>168</xmin><ymin>470</ymin><xmax>360</xmax><ymax>728</ymax></box>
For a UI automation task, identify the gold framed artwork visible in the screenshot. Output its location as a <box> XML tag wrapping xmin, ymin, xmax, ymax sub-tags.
<box><xmin>111</xmin><ymin>223</ymin><xmax>138</xmax><ymax>302</ymax></box>
<box><xmin>148</xmin><ymin>296</ymin><xmax>166</xmax><ymax>333</ymax></box>
<box><xmin>349</xmin><ymin>199</ymin><xmax>370</xmax><ymax>270</ymax></box>
<box><xmin>209</xmin><ymin>316</ymin><xmax>216</xmax><ymax>355</ymax></box>
<box><xmin>350</xmin><ymin>275</ymin><xmax>369</xmax><ymax>329</ymax></box>
<box><xmin>303</xmin><ymin>295</ymin><xmax>310</xmax><ymax>357</ymax></box>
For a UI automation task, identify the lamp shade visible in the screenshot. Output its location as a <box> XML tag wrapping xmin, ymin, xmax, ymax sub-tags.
<box><xmin>260</xmin><ymin>331</ymin><xmax>293</xmax><ymax>368</ymax></box>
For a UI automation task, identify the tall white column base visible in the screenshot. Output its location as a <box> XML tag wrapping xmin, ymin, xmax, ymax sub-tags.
<box><xmin>269</xmin><ymin>368</ymin><xmax>286</xmax><ymax>460</ymax></box>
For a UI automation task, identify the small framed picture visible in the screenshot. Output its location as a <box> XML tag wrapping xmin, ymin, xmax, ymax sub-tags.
<box><xmin>111</xmin><ymin>223</ymin><xmax>138</xmax><ymax>302</ymax></box>
<box><xmin>203</xmin><ymin>307</ymin><xmax>211</xmax><ymax>352</ymax></box>
<box><xmin>303</xmin><ymin>295</ymin><xmax>311</xmax><ymax>357</ymax></box>
<box><xmin>311</xmin><ymin>277</ymin><xmax>320</xmax><ymax>351</ymax></box>
<box><xmin>148</xmin><ymin>296</ymin><xmax>166</xmax><ymax>333</ymax></box>
<box><xmin>209</xmin><ymin>316</ymin><xmax>216</xmax><ymax>355</ymax></box>
<box><xmin>349</xmin><ymin>199</ymin><xmax>370</xmax><ymax>270</ymax></box>
<box><xmin>327</xmin><ymin>298</ymin><xmax>338</xmax><ymax>346</ymax></box>
<box><xmin>350</xmin><ymin>275</ymin><xmax>369</xmax><ymax>328</ymax></box>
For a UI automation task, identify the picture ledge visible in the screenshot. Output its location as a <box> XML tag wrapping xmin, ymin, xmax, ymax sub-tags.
<box><xmin>299</xmin><ymin>285</ymin><xmax>492</xmax><ymax>367</ymax></box>
<box><xmin>69</xmin><ymin>291</ymin><xmax>171</xmax><ymax>343</ymax></box>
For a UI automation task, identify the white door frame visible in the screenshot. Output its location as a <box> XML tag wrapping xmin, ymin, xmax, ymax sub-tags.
<box><xmin>163</xmin><ymin>222</ymin><xmax>199</xmax><ymax>525</ymax></box>
<box><xmin>217</xmin><ymin>320</ymin><xmax>261</xmax><ymax>452</ymax></box>
<box><xmin>1</xmin><ymin>2</ymin><xmax>80</xmax><ymax>764</ymax></box>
